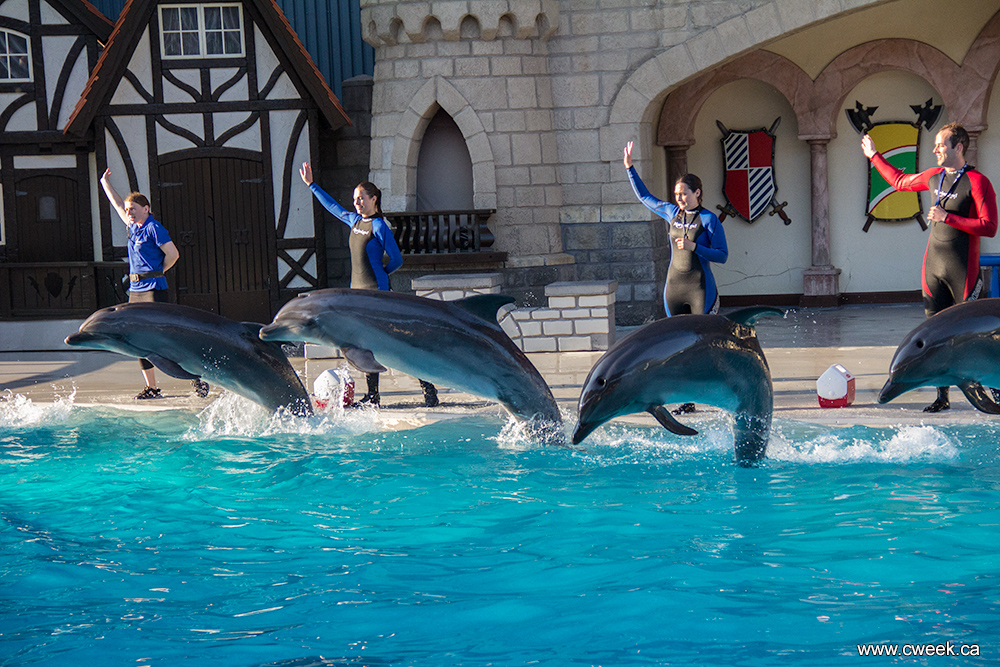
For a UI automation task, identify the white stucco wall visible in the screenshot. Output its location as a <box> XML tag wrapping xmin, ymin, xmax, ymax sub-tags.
<box><xmin>828</xmin><ymin>71</ymin><xmax>942</xmax><ymax>295</ymax></box>
<box><xmin>686</xmin><ymin>78</ymin><xmax>812</xmax><ymax>297</ymax></box>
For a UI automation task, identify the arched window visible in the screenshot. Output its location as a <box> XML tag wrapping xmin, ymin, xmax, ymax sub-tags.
<box><xmin>0</xmin><ymin>29</ymin><xmax>31</xmax><ymax>81</ymax></box>
<box><xmin>416</xmin><ymin>109</ymin><xmax>474</xmax><ymax>210</ymax></box>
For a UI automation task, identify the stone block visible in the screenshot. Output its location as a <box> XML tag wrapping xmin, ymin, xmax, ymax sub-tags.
<box><xmin>508</xmin><ymin>77</ymin><xmax>538</xmax><ymax>108</ymax></box>
<box><xmin>557</xmin><ymin>336</ymin><xmax>592</xmax><ymax>352</ymax></box>
<box><xmin>511</xmin><ymin>307</ymin><xmax>537</xmax><ymax>320</ymax></box>
<box><xmin>575</xmin><ymin>318</ymin><xmax>609</xmax><ymax>335</ymax></box>
<box><xmin>517</xmin><ymin>320</ymin><xmax>542</xmax><ymax>337</ymax></box>
<box><xmin>523</xmin><ymin>337</ymin><xmax>557</xmax><ymax>353</ymax></box>
<box><xmin>411</xmin><ymin>273</ymin><xmax>503</xmax><ymax>291</ymax></box>
<box><xmin>547</xmin><ymin>295</ymin><xmax>577</xmax><ymax>309</ymax></box>
<box><xmin>531</xmin><ymin>308</ymin><xmax>561</xmax><ymax>320</ymax></box>
<box><xmin>542</xmin><ymin>320</ymin><xmax>573</xmax><ymax>336</ymax></box>
<box><xmin>545</xmin><ymin>280</ymin><xmax>617</xmax><ymax>297</ymax></box>
<box><xmin>511</xmin><ymin>133</ymin><xmax>542</xmax><ymax>164</ymax></box>
<box><xmin>589</xmin><ymin>307</ymin><xmax>609</xmax><ymax>319</ymax></box>
<box><xmin>455</xmin><ymin>57</ymin><xmax>490</xmax><ymax>77</ymax></box>
<box><xmin>492</xmin><ymin>56</ymin><xmax>523</xmax><ymax>76</ymax></box>
<box><xmin>579</xmin><ymin>294</ymin><xmax>614</xmax><ymax>307</ymax></box>
<box><xmin>562</xmin><ymin>308</ymin><xmax>591</xmax><ymax>319</ymax></box>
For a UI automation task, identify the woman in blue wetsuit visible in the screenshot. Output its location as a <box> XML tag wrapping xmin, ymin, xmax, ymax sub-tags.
<box><xmin>300</xmin><ymin>163</ymin><xmax>438</xmax><ymax>407</ymax></box>
<box><xmin>624</xmin><ymin>142</ymin><xmax>729</xmax><ymax>317</ymax></box>
<box><xmin>624</xmin><ymin>142</ymin><xmax>729</xmax><ymax>413</ymax></box>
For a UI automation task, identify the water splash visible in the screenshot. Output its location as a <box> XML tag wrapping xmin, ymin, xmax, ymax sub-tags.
<box><xmin>188</xmin><ymin>391</ymin><xmax>390</xmax><ymax>439</ymax></box>
<box><xmin>768</xmin><ymin>422</ymin><xmax>960</xmax><ymax>463</ymax></box>
<box><xmin>0</xmin><ymin>388</ymin><xmax>76</xmax><ymax>428</ymax></box>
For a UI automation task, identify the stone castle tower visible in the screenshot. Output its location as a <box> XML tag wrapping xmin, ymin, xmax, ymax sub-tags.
<box><xmin>359</xmin><ymin>1</ymin><xmax>575</xmax><ymax>305</ymax></box>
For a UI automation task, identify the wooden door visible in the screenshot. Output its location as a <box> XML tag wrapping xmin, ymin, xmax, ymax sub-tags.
<box><xmin>158</xmin><ymin>156</ymin><xmax>272</xmax><ymax>322</ymax></box>
<box><xmin>14</xmin><ymin>174</ymin><xmax>86</xmax><ymax>262</ymax></box>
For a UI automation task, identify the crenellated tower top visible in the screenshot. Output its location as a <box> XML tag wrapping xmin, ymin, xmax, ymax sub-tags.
<box><xmin>360</xmin><ymin>0</ymin><xmax>559</xmax><ymax>46</ymax></box>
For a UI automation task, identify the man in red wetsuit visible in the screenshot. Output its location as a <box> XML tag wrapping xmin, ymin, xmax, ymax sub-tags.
<box><xmin>862</xmin><ymin>122</ymin><xmax>999</xmax><ymax>412</ymax></box>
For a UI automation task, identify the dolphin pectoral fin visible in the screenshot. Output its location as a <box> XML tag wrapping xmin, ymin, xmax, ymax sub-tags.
<box><xmin>342</xmin><ymin>347</ymin><xmax>388</xmax><ymax>373</ymax></box>
<box><xmin>145</xmin><ymin>354</ymin><xmax>201</xmax><ymax>380</ymax></box>
<box><xmin>452</xmin><ymin>294</ymin><xmax>516</xmax><ymax>324</ymax></box>
<box><xmin>959</xmin><ymin>381</ymin><xmax>1000</xmax><ymax>414</ymax></box>
<box><xmin>648</xmin><ymin>406</ymin><xmax>699</xmax><ymax>436</ymax></box>
<box><xmin>724</xmin><ymin>306</ymin><xmax>786</xmax><ymax>327</ymax></box>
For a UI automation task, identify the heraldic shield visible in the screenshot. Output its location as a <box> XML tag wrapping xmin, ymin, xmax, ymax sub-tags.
<box><xmin>720</xmin><ymin>121</ymin><xmax>777</xmax><ymax>223</ymax></box>
<box><xmin>865</xmin><ymin>121</ymin><xmax>924</xmax><ymax>230</ymax></box>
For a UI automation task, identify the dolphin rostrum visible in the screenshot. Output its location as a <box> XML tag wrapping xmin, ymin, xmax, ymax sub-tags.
<box><xmin>258</xmin><ymin>288</ymin><xmax>562</xmax><ymax>434</ymax></box>
<box><xmin>572</xmin><ymin>314</ymin><xmax>773</xmax><ymax>465</ymax></box>
<box><xmin>879</xmin><ymin>298</ymin><xmax>1000</xmax><ymax>413</ymax></box>
<box><xmin>65</xmin><ymin>302</ymin><xmax>312</xmax><ymax>415</ymax></box>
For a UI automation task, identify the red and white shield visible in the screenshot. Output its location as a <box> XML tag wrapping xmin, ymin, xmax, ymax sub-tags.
<box><xmin>721</xmin><ymin>128</ymin><xmax>776</xmax><ymax>222</ymax></box>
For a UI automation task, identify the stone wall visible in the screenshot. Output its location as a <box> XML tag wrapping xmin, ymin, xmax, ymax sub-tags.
<box><xmin>358</xmin><ymin>0</ymin><xmax>891</xmax><ymax>323</ymax></box>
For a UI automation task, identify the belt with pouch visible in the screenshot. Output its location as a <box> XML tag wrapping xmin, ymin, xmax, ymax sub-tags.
<box><xmin>129</xmin><ymin>270</ymin><xmax>164</xmax><ymax>282</ymax></box>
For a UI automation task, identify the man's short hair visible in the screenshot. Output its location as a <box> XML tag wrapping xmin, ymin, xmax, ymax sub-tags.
<box><xmin>940</xmin><ymin>123</ymin><xmax>970</xmax><ymax>155</ymax></box>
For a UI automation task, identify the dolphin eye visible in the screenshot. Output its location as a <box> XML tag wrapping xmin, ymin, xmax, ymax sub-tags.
<box><xmin>595</xmin><ymin>376</ymin><xmax>606</xmax><ymax>387</ymax></box>
<box><xmin>915</xmin><ymin>339</ymin><xmax>924</xmax><ymax>349</ymax></box>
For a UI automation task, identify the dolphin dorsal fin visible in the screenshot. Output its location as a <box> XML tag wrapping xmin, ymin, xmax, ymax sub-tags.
<box><xmin>647</xmin><ymin>406</ymin><xmax>699</xmax><ymax>436</ymax></box>
<box><xmin>452</xmin><ymin>294</ymin><xmax>516</xmax><ymax>324</ymax></box>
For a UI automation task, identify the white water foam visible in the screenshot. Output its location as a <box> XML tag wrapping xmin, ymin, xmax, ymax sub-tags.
<box><xmin>0</xmin><ymin>388</ymin><xmax>76</xmax><ymax>428</ymax></box>
<box><xmin>188</xmin><ymin>390</ymin><xmax>388</xmax><ymax>439</ymax></box>
<box><xmin>768</xmin><ymin>423</ymin><xmax>960</xmax><ymax>463</ymax></box>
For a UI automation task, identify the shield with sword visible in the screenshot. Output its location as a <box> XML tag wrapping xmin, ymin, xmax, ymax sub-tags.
<box><xmin>716</xmin><ymin>117</ymin><xmax>789</xmax><ymax>225</ymax></box>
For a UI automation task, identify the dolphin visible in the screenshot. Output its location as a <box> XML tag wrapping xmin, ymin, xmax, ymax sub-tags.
<box><xmin>878</xmin><ymin>298</ymin><xmax>1000</xmax><ymax>413</ymax></box>
<box><xmin>65</xmin><ymin>302</ymin><xmax>312</xmax><ymax>415</ymax></box>
<box><xmin>258</xmin><ymin>288</ymin><xmax>562</xmax><ymax>434</ymax></box>
<box><xmin>572</xmin><ymin>314</ymin><xmax>773</xmax><ymax>465</ymax></box>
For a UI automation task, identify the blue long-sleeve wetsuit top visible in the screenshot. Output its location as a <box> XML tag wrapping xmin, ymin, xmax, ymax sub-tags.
<box><xmin>309</xmin><ymin>183</ymin><xmax>403</xmax><ymax>291</ymax></box>
<box><xmin>627</xmin><ymin>166</ymin><xmax>728</xmax><ymax>315</ymax></box>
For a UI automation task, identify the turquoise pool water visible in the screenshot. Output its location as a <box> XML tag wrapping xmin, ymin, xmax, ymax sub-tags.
<box><xmin>2</xmin><ymin>393</ymin><xmax>998</xmax><ymax>666</ymax></box>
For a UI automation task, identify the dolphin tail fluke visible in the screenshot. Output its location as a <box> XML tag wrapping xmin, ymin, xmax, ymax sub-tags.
<box><xmin>647</xmin><ymin>406</ymin><xmax>699</xmax><ymax>436</ymax></box>
<box><xmin>725</xmin><ymin>306</ymin><xmax>786</xmax><ymax>327</ymax></box>
<box><xmin>145</xmin><ymin>354</ymin><xmax>201</xmax><ymax>380</ymax></box>
<box><xmin>959</xmin><ymin>381</ymin><xmax>1000</xmax><ymax>414</ymax></box>
<box><xmin>342</xmin><ymin>346</ymin><xmax>388</xmax><ymax>373</ymax></box>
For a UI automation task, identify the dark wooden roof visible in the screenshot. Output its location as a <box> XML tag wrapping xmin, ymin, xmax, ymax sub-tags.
<box><xmin>63</xmin><ymin>0</ymin><xmax>351</xmax><ymax>137</ymax></box>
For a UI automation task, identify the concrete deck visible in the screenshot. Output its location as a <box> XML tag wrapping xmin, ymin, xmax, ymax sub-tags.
<box><xmin>0</xmin><ymin>303</ymin><xmax>991</xmax><ymax>427</ymax></box>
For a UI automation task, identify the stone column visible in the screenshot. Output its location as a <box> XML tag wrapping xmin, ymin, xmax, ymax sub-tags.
<box><xmin>967</xmin><ymin>129</ymin><xmax>981</xmax><ymax>166</ymax></box>
<box><xmin>801</xmin><ymin>138</ymin><xmax>841</xmax><ymax>307</ymax></box>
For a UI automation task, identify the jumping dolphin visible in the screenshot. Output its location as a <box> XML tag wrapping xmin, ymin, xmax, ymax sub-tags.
<box><xmin>258</xmin><ymin>289</ymin><xmax>563</xmax><ymax>435</ymax></box>
<box><xmin>572</xmin><ymin>314</ymin><xmax>773</xmax><ymax>465</ymax></box>
<box><xmin>879</xmin><ymin>298</ymin><xmax>1000</xmax><ymax>413</ymax></box>
<box><xmin>65</xmin><ymin>302</ymin><xmax>312</xmax><ymax>415</ymax></box>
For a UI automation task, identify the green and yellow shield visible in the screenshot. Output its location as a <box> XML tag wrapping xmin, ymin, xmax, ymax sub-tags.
<box><xmin>865</xmin><ymin>122</ymin><xmax>925</xmax><ymax>231</ymax></box>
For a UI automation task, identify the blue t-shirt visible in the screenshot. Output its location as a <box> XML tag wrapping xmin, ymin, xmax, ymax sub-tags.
<box><xmin>127</xmin><ymin>216</ymin><xmax>172</xmax><ymax>292</ymax></box>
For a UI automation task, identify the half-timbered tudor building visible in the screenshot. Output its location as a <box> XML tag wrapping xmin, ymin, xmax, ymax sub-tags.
<box><xmin>0</xmin><ymin>0</ymin><xmax>352</xmax><ymax>327</ymax></box>
<box><xmin>0</xmin><ymin>0</ymin><xmax>112</xmax><ymax>307</ymax></box>
<box><xmin>64</xmin><ymin>0</ymin><xmax>351</xmax><ymax>322</ymax></box>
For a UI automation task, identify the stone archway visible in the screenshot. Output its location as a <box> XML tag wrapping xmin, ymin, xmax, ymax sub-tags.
<box><xmin>389</xmin><ymin>76</ymin><xmax>497</xmax><ymax>211</ymax></box>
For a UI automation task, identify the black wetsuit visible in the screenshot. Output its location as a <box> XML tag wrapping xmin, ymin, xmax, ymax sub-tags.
<box><xmin>870</xmin><ymin>154</ymin><xmax>998</xmax><ymax>315</ymax></box>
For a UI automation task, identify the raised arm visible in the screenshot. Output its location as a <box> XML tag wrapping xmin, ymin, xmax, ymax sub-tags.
<box><xmin>100</xmin><ymin>168</ymin><xmax>130</xmax><ymax>225</ymax></box>
<box><xmin>301</xmin><ymin>162</ymin><xmax>358</xmax><ymax>227</ymax></box>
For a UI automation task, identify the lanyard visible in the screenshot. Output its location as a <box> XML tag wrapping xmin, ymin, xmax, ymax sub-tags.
<box><xmin>935</xmin><ymin>165</ymin><xmax>969</xmax><ymax>208</ymax></box>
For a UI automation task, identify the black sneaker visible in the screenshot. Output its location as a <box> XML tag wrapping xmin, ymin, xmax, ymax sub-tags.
<box><xmin>350</xmin><ymin>392</ymin><xmax>380</xmax><ymax>408</ymax></box>
<box><xmin>135</xmin><ymin>386</ymin><xmax>162</xmax><ymax>400</ymax></box>
<box><xmin>192</xmin><ymin>379</ymin><xmax>210</xmax><ymax>397</ymax></box>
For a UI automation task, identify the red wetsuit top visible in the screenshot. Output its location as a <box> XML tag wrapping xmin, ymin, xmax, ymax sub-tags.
<box><xmin>870</xmin><ymin>153</ymin><xmax>998</xmax><ymax>314</ymax></box>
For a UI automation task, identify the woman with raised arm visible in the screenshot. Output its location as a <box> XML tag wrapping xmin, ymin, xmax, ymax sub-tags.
<box><xmin>100</xmin><ymin>168</ymin><xmax>208</xmax><ymax>400</ymax></box>
<box><xmin>300</xmin><ymin>162</ymin><xmax>439</xmax><ymax>408</ymax></box>
<box><xmin>623</xmin><ymin>142</ymin><xmax>729</xmax><ymax>413</ymax></box>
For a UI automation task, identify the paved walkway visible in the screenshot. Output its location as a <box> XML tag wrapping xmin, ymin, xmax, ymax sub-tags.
<box><xmin>0</xmin><ymin>303</ymin><xmax>991</xmax><ymax>426</ymax></box>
